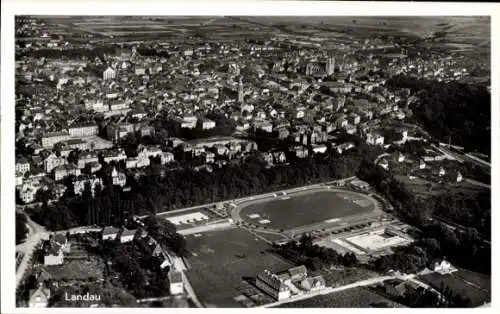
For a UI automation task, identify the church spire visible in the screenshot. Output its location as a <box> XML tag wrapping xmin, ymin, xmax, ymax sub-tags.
<box><xmin>238</xmin><ymin>76</ymin><xmax>244</xmax><ymax>104</ymax></box>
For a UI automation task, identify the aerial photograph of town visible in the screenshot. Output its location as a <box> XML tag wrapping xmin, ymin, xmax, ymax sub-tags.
<box><xmin>9</xmin><ymin>13</ymin><xmax>491</xmax><ymax>309</ymax></box>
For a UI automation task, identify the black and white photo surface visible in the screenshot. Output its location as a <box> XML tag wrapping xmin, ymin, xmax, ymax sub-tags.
<box><xmin>2</xmin><ymin>2</ymin><xmax>496</xmax><ymax>312</ymax></box>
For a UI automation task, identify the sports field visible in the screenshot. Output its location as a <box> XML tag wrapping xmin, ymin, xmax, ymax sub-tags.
<box><xmin>238</xmin><ymin>189</ymin><xmax>378</xmax><ymax>231</ymax></box>
<box><xmin>185</xmin><ymin>228</ymin><xmax>292</xmax><ymax>307</ymax></box>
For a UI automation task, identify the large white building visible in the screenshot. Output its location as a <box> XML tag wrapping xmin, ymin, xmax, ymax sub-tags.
<box><xmin>256</xmin><ymin>270</ymin><xmax>291</xmax><ymax>301</ymax></box>
<box><xmin>16</xmin><ymin>156</ymin><xmax>31</xmax><ymax>174</ymax></box>
<box><xmin>68</xmin><ymin>124</ymin><xmax>98</xmax><ymax>137</ymax></box>
<box><xmin>41</xmin><ymin>131</ymin><xmax>71</xmax><ymax>148</ymax></box>
<box><xmin>103</xmin><ymin>66</ymin><xmax>116</xmax><ymax>81</ymax></box>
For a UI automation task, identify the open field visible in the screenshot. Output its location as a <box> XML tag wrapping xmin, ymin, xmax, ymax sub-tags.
<box><xmin>42</xmin><ymin>256</ymin><xmax>105</xmax><ymax>281</ymax></box>
<box><xmin>394</xmin><ymin>174</ymin><xmax>488</xmax><ymax>199</ymax></box>
<box><xmin>239</xmin><ymin>190</ymin><xmax>378</xmax><ymax>231</ymax></box>
<box><xmin>317</xmin><ymin>267</ymin><xmax>380</xmax><ymax>288</ymax></box>
<box><xmin>418</xmin><ymin>271</ymin><xmax>491</xmax><ymax>306</ymax></box>
<box><xmin>454</xmin><ymin>269</ymin><xmax>491</xmax><ymax>294</ymax></box>
<box><xmin>277</xmin><ymin>286</ymin><xmax>405</xmax><ymax>308</ymax></box>
<box><xmin>185</xmin><ymin>228</ymin><xmax>292</xmax><ymax>307</ymax></box>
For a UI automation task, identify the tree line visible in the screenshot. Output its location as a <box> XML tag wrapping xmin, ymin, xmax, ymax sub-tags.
<box><xmin>386</xmin><ymin>75</ymin><xmax>490</xmax><ymax>155</ymax></box>
<box><xmin>358</xmin><ymin>162</ymin><xmax>491</xmax><ymax>275</ymax></box>
<box><xmin>272</xmin><ymin>233</ymin><xmax>358</xmax><ymax>271</ymax></box>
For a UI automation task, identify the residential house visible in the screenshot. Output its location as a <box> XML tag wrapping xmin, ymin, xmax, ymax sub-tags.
<box><xmin>300</xmin><ymin>275</ymin><xmax>326</xmax><ymax>292</ymax></box>
<box><xmin>102</xmin><ymin>226</ymin><xmax>120</xmax><ymax>241</ymax></box>
<box><xmin>432</xmin><ymin>259</ymin><xmax>457</xmax><ymax>274</ymax></box>
<box><xmin>111</xmin><ymin>167</ymin><xmax>127</xmax><ymax>187</ymax></box>
<box><xmin>288</xmin><ymin>265</ymin><xmax>308</xmax><ymax>282</ymax></box>
<box><xmin>52</xmin><ymin>233</ymin><xmax>70</xmax><ymax>253</ymax></box>
<box><xmin>77</xmin><ymin>152</ymin><xmax>99</xmax><ymax>169</ymax></box>
<box><xmin>169</xmin><ymin>271</ymin><xmax>184</xmax><ymax>295</ymax></box>
<box><xmin>61</xmin><ymin>139</ymin><xmax>90</xmax><ymax>151</ymax></box>
<box><xmin>54</xmin><ymin>164</ymin><xmax>81</xmax><ymax>181</ymax></box>
<box><xmin>120</xmin><ymin>229</ymin><xmax>137</xmax><ymax>243</ymax></box>
<box><xmin>277</xmin><ymin>128</ymin><xmax>290</xmax><ymax>140</ymax></box>
<box><xmin>262</xmin><ymin>152</ymin><xmax>274</xmax><ymax>166</ymax></box>
<box><xmin>213</xmin><ymin>144</ymin><xmax>229</xmax><ymax>156</ymax></box>
<box><xmin>16</xmin><ymin>156</ymin><xmax>31</xmax><ymax>174</ymax></box>
<box><xmin>345</xmin><ymin>125</ymin><xmax>357</xmax><ymax>135</ymax></box>
<box><xmin>312</xmin><ymin>144</ymin><xmax>328</xmax><ymax>154</ymax></box>
<box><xmin>291</xmin><ymin>146</ymin><xmax>309</xmax><ymax>159</ymax></box>
<box><xmin>54</xmin><ymin>184</ymin><xmax>67</xmax><ymax>198</ymax></box>
<box><xmin>29</xmin><ymin>285</ymin><xmax>51</xmax><ymax>308</ymax></box>
<box><xmin>236</xmin><ymin>121</ymin><xmax>250</xmax><ymax>132</ymax></box>
<box><xmin>205</xmin><ymin>152</ymin><xmax>215</xmax><ymax>164</ymax></box>
<box><xmin>73</xmin><ymin>175</ymin><xmax>102</xmax><ymax>196</ymax></box>
<box><xmin>162</xmin><ymin>152</ymin><xmax>175</xmax><ymax>164</ymax></box>
<box><xmin>349</xmin><ymin>114</ymin><xmax>361</xmax><ymax>125</ymax></box>
<box><xmin>16</xmin><ymin>171</ymin><xmax>24</xmax><ymax>186</ymax></box>
<box><xmin>201</xmin><ymin>118</ymin><xmax>216</xmax><ymax>130</ymax></box>
<box><xmin>366</xmin><ymin>132</ymin><xmax>385</xmax><ymax>146</ymax></box>
<box><xmin>439</xmin><ymin>166</ymin><xmax>446</xmax><ymax>177</ymax></box>
<box><xmin>102</xmin><ymin>149</ymin><xmax>127</xmax><ymax>163</ymax></box>
<box><xmin>397</xmin><ymin>152</ymin><xmax>405</xmax><ymax>163</ymax></box>
<box><xmin>87</xmin><ymin>162</ymin><xmax>102</xmax><ymax>174</ymax></box>
<box><xmin>103</xmin><ymin>66</ymin><xmax>116</xmax><ymax>81</ymax></box>
<box><xmin>273</xmin><ymin>151</ymin><xmax>287</xmax><ymax>164</ymax></box>
<box><xmin>43</xmin><ymin>244</ymin><xmax>64</xmax><ymax>266</ymax></box>
<box><xmin>378</xmin><ymin>158</ymin><xmax>389</xmax><ymax>170</ymax></box>
<box><xmin>175</xmin><ymin>116</ymin><xmax>197</xmax><ymax>129</ymax></box>
<box><xmin>19</xmin><ymin>178</ymin><xmax>42</xmax><ymax>204</ymax></box>
<box><xmin>254</xmin><ymin>120</ymin><xmax>273</xmax><ymax>133</ymax></box>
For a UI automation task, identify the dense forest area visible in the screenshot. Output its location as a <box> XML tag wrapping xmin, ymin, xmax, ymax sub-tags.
<box><xmin>386</xmin><ymin>76</ymin><xmax>490</xmax><ymax>155</ymax></box>
<box><xmin>358</xmin><ymin>163</ymin><xmax>491</xmax><ymax>275</ymax></box>
<box><xmin>16</xmin><ymin>213</ymin><xmax>29</xmax><ymax>245</ymax></box>
<box><xmin>273</xmin><ymin>233</ymin><xmax>358</xmax><ymax>271</ymax></box>
<box><xmin>27</xmin><ymin>146</ymin><xmax>369</xmax><ymax>231</ymax></box>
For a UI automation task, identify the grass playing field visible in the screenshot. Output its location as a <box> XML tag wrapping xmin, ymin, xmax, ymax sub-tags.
<box><xmin>239</xmin><ymin>190</ymin><xmax>377</xmax><ymax>231</ymax></box>
<box><xmin>185</xmin><ymin>228</ymin><xmax>292</xmax><ymax>307</ymax></box>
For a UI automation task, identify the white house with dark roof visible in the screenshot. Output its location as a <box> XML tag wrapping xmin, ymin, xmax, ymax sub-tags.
<box><xmin>29</xmin><ymin>285</ymin><xmax>51</xmax><ymax>308</ymax></box>
<box><xmin>300</xmin><ymin>275</ymin><xmax>326</xmax><ymax>292</ymax></box>
<box><xmin>169</xmin><ymin>271</ymin><xmax>184</xmax><ymax>295</ymax></box>
<box><xmin>102</xmin><ymin>226</ymin><xmax>120</xmax><ymax>241</ymax></box>
<box><xmin>120</xmin><ymin>229</ymin><xmax>137</xmax><ymax>243</ymax></box>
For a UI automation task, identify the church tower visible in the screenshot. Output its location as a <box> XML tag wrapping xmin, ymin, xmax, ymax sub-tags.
<box><xmin>326</xmin><ymin>54</ymin><xmax>335</xmax><ymax>76</ymax></box>
<box><xmin>238</xmin><ymin>76</ymin><xmax>244</xmax><ymax>104</ymax></box>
